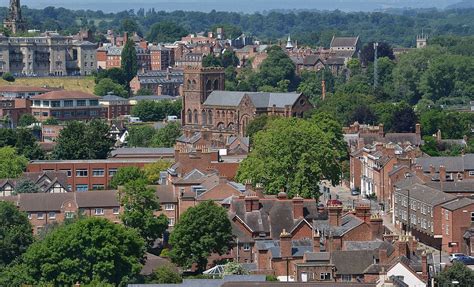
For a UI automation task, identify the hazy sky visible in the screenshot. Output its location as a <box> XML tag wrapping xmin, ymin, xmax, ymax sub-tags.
<box><xmin>0</xmin><ymin>0</ymin><xmax>462</xmax><ymax>12</ymax></box>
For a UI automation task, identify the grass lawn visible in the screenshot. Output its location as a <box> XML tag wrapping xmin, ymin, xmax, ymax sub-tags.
<box><xmin>0</xmin><ymin>77</ymin><xmax>96</xmax><ymax>94</ymax></box>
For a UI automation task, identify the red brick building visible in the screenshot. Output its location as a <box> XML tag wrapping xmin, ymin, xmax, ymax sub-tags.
<box><xmin>27</xmin><ymin>159</ymin><xmax>157</xmax><ymax>191</ymax></box>
<box><xmin>99</xmin><ymin>94</ymin><xmax>132</xmax><ymax>120</ymax></box>
<box><xmin>30</xmin><ymin>90</ymin><xmax>103</xmax><ymax>121</ymax></box>
<box><xmin>441</xmin><ymin>198</ymin><xmax>474</xmax><ymax>254</ymax></box>
<box><xmin>0</xmin><ymin>96</ymin><xmax>31</xmax><ymax>127</ymax></box>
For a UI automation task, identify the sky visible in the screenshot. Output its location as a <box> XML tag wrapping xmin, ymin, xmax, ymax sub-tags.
<box><xmin>0</xmin><ymin>0</ymin><xmax>463</xmax><ymax>12</ymax></box>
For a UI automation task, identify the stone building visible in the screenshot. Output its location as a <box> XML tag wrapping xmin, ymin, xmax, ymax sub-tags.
<box><xmin>130</xmin><ymin>69</ymin><xmax>183</xmax><ymax>96</ymax></box>
<box><xmin>3</xmin><ymin>0</ymin><xmax>26</xmax><ymax>34</ymax></box>
<box><xmin>0</xmin><ymin>33</ymin><xmax>97</xmax><ymax>76</ymax></box>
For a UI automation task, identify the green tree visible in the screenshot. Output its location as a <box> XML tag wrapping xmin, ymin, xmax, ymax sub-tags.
<box><xmin>360</xmin><ymin>42</ymin><xmax>394</xmax><ymax>66</ymax></box>
<box><xmin>144</xmin><ymin>161</ymin><xmax>171</xmax><ymax>183</ymax></box>
<box><xmin>94</xmin><ymin>68</ymin><xmax>128</xmax><ymax>87</ymax></box>
<box><xmin>13</xmin><ymin>179</ymin><xmax>41</xmax><ymax>194</ymax></box>
<box><xmin>223</xmin><ymin>261</ymin><xmax>249</xmax><ymax>275</ymax></box>
<box><xmin>131</xmin><ymin>100</ymin><xmax>182</xmax><ymax>122</ymax></box>
<box><xmin>121</xmin><ymin>39</ymin><xmax>138</xmax><ymax>86</ymax></box>
<box><xmin>420</xmin><ymin>136</ymin><xmax>440</xmax><ymax>156</ymax></box>
<box><xmin>2</xmin><ymin>72</ymin><xmax>15</xmax><ymax>82</ymax></box>
<box><xmin>18</xmin><ymin>114</ymin><xmax>38</xmax><ymax>127</ymax></box>
<box><xmin>0</xmin><ymin>201</ymin><xmax>33</xmax><ymax>267</ymax></box>
<box><xmin>169</xmin><ymin>201</ymin><xmax>232</xmax><ymax>272</ymax></box>
<box><xmin>202</xmin><ymin>53</ymin><xmax>222</xmax><ymax>67</ymax></box>
<box><xmin>109</xmin><ymin>166</ymin><xmax>147</xmax><ymax>189</ymax></box>
<box><xmin>0</xmin><ymin>128</ymin><xmax>16</xmax><ymax>147</ymax></box>
<box><xmin>256</xmin><ymin>46</ymin><xmax>296</xmax><ymax>89</ymax></box>
<box><xmin>119</xmin><ymin>180</ymin><xmax>168</xmax><ymax>249</ymax></box>
<box><xmin>0</xmin><ymin>147</ymin><xmax>28</xmax><ymax>178</ymax></box>
<box><xmin>94</xmin><ymin>78</ymin><xmax>128</xmax><ymax>97</ymax></box>
<box><xmin>236</xmin><ymin>116</ymin><xmax>346</xmax><ymax>198</ymax></box>
<box><xmin>436</xmin><ymin>261</ymin><xmax>474</xmax><ymax>287</ymax></box>
<box><xmin>147</xmin><ymin>265</ymin><xmax>182</xmax><ymax>284</ymax></box>
<box><xmin>245</xmin><ymin>114</ymin><xmax>277</xmax><ymax>139</ymax></box>
<box><xmin>127</xmin><ymin>125</ymin><xmax>157</xmax><ymax>147</ymax></box>
<box><xmin>52</xmin><ymin>120</ymin><xmax>114</xmax><ymax>160</ymax></box>
<box><xmin>146</xmin><ymin>22</ymin><xmax>188</xmax><ymax>43</ymax></box>
<box><xmin>151</xmin><ymin>122</ymin><xmax>182</xmax><ymax>148</ymax></box>
<box><xmin>43</xmin><ymin>117</ymin><xmax>59</xmax><ymax>125</ymax></box>
<box><xmin>136</xmin><ymin>88</ymin><xmax>154</xmax><ymax>96</ymax></box>
<box><xmin>221</xmin><ymin>50</ymin><xmax>239</xmax><ymax>68</ymax></box>
<box><xmin>11</xmin><ymin>217</ymin><xmax>145</xmax><ymax>286</ymax></box>
<box><xmin>120</xmin><ymin>18</ymin><xmax>140</xmax><ymax>34</ymax></box>
<box><xmin>14</xmin><ymin>128</ymin><xmax>45</xmax><ymax>160</ymax></box>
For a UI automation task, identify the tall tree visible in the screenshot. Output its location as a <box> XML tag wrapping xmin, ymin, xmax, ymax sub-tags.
<box><xmin>169</xmin><ymin>201</ymin><xmax>232</xmax><ymax>272</ymax></box>
<box><xmin>0</xmin><ymin>201</ymin><xmax>34</xmax><ymax>267</ymax></box>
<box><xmin>237</xmin><ymin>116</ymin><xmax>346</xmax><ymax>198</ymax></box>
<box><xmin>360</xmin><ymin>42</ymin><xmax>394</xmax><ymax>66</ymax></box>
<box><xmin>119</xmin><ymin>179</ymin><xmax>168</xmax><ymax>249</ymax></box>
<box><xmin>150</xmin><ymin>122</ymin><xmax>182</xmax><ymax>148</ymax></box>
<box><xmin>7</xmin><ymin>217</ymin><xmax>145</xmax><ymax>286</ymax></box>
<box><xmin>143</xmin><ymin>161</ymin><xmax>171</xmax><ymax>184</ymax></box>
<box><xmin>436</xmin><ymin>261</ymin><xmax>474</xmax><ymax>286</ymax></box>
<box><xmin>0</xmin><ymin>147</ymin><xmax>28</xmax><ymax>179</ymax></box>
<box><xmin>13</xmin><ymin>179</ymin><xmax>41</xmax><ymax>194</ymax></box>
<box><xmin>14</xmin><ymin>128</ymin><xmax>45</xmax><ymax>160</ymax></box>
<box><xmin>127</xmin><ymin>125</ymin><xmax>157</xmax><ymax>147</ymax></box>
<box><xmin>121</xmin><ymin>39</ymin><xmax>138</xmax><ymax>86</ymax></box>
<box><xmin>146</xmin><ymin>22</ymin><xmax>188</xmax><ymax>43</ymax></box>
<box><xmin>18</xmin><ymin>114</ymin><xmax>38</xmax><ymax>127</ymax></box>
<box><xmin>109</xmin><ymin>166</ymin><xmax>147</xmax><ymax>189</ymax></box>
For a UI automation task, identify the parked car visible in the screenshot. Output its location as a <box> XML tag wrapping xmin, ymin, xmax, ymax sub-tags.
<box><xmin>351</xmin><ymin>188</ymin><xmax>360</xmax><ymax>196</ymax></box>
<box><xmin>453</xmin><ymin>256</ymin><xmax>474</xmax><ymax>265</ymax></box>
<box><xmin>327</xmin><ymin>199</ymin><xmax>343</xmax><ymax>206</ymax></box>
<box><xmin>449</xmin><ymin>253</ymin><xmax>466</xmax><ymax>262</ymax></box>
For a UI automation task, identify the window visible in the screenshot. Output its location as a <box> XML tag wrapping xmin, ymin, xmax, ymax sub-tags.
<box><xmin>320</xmin><ymin>273</ymin><xmax>331</xmax><ymax>280</ymax></box>
<box><xmin>77</xmin><ymin>100</ymin><xmax>86</xmax><ymax>106</ymax></box>
<box><xmin>108</xmin><ymin>168</ymin><xmax>117</xmax><ymax>177</ymax></box>
<box><xmin>90</xmin><ymin>110</ymin><xmax>98</xmax><ymax>116</ymax></box>
<box><xmin>42</xmin><ymin>112</ymin><xmax>49</xmax><ymax>117</ymax></box>
<box><xmin>168</xmin><ymin>217</ymin><xmax>175</xmax><ymax>227</ymax></box>
<box><xmin>49</xmin><ymin>212</ymin><xmax>56</xmax><ymax>219</ymax></box>
<box><xmin>92</xmin><ymin>184</ymin><xmax>105</xmax><ymax>190</ymax></box>
<box><xmin>76</xmin><ymin>169</ymin><xmax>88</xmax><ymax>177</ymax></box>
<box><xmin>33</xmin><ymin>100</ymin><xmax>41</xmax><ymax>106</ymax></box>
<box><xmin>51</xmin><ymin>111</ymin><xmax>61</xmax><ymax>117</ymax></box>
<box><xmin>64</xmin><ymin>100</ymin><xmax>73</xmax><ymax>107</ymax></box>
<box><xmin>164</xmin><ymin>204</ymin><xmax>175</xmax><ymax>211</ymax></box>
<box><xmin>42</xmin><ymin>100</ymin><xmax>50</xmax><ymax>107</ymax></box>
<box><xmin>92</xmin><ymin>169</ymin><xmax>104</xmax><ymax>177</ymax></box>
<box><xmin>65</xmin><ymin>211</ymin><xmax>75</xmax><ymax>219</ymax></box>
<box><xmin>51</xmin><ymin>101</ymin><xmax>61</xmax><ymax>107</ymax></box>
<box><xmin>95</xmin><ymin>208</ymin><xmax>104</xmax><ymax>215</ymax></box>
<box><xmin>113</xmin><ymin>208</ymin><xmax>120</xmax><ymax>215</ymax></box>
<box><xmin>471</xmin><ymin>212</ymin><xmax>474</xmax><ymax>223</ymax></box>
<box><xmin>446</xmin><ymin>224</ymin><xmax>449</xmax><ymax>235</ymax></box>
<box><xmin>445</xmin><ymin>210</ymin><xmax>449</xmax><ymax>220</ymax></box>
<box><xmin>89</xmin><ymin>100</ymin><xmax>98</xmax><ymax>106</ymax></box>
<box><xmin>61</xmin><ymin>169</ymin><xmax>72</xmax><ymax>177</ymax></box>
<box><xmin>28</xmin><ymin>213</ymin><xmax>32</xmax><ymax>219</ymax></box>
<box><xmin>469</xmin><ymin>171</ymin><xmax>474</xmax><ymax>176</ymax></box>
<box><xmin>76</xmin><ymin>184</ymin><xmax>88</xmax><ymax>192</ymax></box>
<box><xmin>37</xmin><ymin>212</ymin><xmax>44</xmax><ymax>219</ymax></box>
<box><xmin>341</xmin><ymin>275</ymin><xmax>352</xmax><ymax>282</ymax></box>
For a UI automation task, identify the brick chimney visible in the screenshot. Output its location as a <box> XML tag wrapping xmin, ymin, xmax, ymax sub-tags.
<box><xmin>244</xmin><ymin>192</ymin><xmax>259</xmax><ymax>212</ymax></box>
<box><xmin>355</xmin><ymin>204</ymin><xmax>371</xmax><ymax>224</ymax></box>
<box><xmin>123</xmin><ymin>32</ymin><xmax>129</xmax><ymax>44</ymax></box>
<box><xmin>378</xmin><ymin>248</ymin><xmax>388</xmax><ymax>265</ymax></box>
<box><xmin>415</xmin><ymin>123</ymin><xmax>421</xmax><ymax>136</ymax></box>
<box><xmin>370</xmin><ymin>214</ymin><xmax>384</xmax><ymax>240</ymax></box>
<box><xmin>280</xmin><ymin>229</ymin><xmax>292</xmax><ymax>258</ymax></box>
<box><xmin>357</xmin><ymin>137</ymin><xmax>365</xmax><ymax>149</ymax></box>
<box><xmin>328</xmin><ymin>204</ymin><xmax>343</xmax><ymax>226</ymax></box>
<box><xmin>414</xmin><ymin>165</ymin><xmax>424</xmax><ymax>179</ymax></box>
<box><xmin>436</xmin><ymin>129</ymin><xmax>442</xmax><ymax>141</ymax></box>
<box><xmin>429</xmin><ymin>165</ymin><xmax>435</xmax><ymax>177</ymax></box>
<box><xmin>378</xmin><ymin>124</ymin><xmax>384</xmax><ymax>137</ymax></box>
<box><xmin>394</xmin><ymin>237</ymin><xmax>408</xmax><ymax>258</ymax></box>
<box><xmin>439</xmin><ymin>165</ymin><xmax>446</xmax><ymax>182</ymax></box>
<box><xmin>255</xmin><ymin>183</ymin><xmax>265</xmax><ymax>198</ymax></box>
<box><xmin>313</xmin><ymin>230</ymin><xmax>321</xmax><ymax>252</ymax></box>
<box><xmin>292</xmin><ymin>195</ymin><xmax>304</xmax><ymax>219</ymax></box>
<box><xmin>421</xmin><ymin>251</ymin><xmax>428</xmax><ymax>282</ymax></box>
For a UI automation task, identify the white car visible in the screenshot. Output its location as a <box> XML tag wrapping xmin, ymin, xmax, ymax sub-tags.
<box><xmin>449</xmin><ymin>253</ymin><xmax>466</xmax><ymax>262</ymax></box>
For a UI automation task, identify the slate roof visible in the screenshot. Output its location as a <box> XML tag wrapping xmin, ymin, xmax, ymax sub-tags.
<box><xmin>324</xmin><ymin>57</ymin><xmax>345</xmax><ymax>65</ymax></box>
<box><xmin>255</xmin><ymin>239</ymin><xmax>312</xmax><ymax>259</ymax></box>
<box><xmin>313</xmin><ymin>213</ymin><xmax>364</xmax><ymax>237</ymax></box>
<box><xmin>110</xmin><ymin>147</ymin><xmax>174</xmax><ymax>157</ymax></box>
<box><xmin>100</xmin><ymin>94</ymin><xmax>128</xmax><ymax>102</ymax></box>
<box><xmin>332</xmin><ymin>250</ymin><xmax>377</xmax><ymax>275</ymax></box>
<box><xmin>303</xmin><ymin>252</ymin><xmax>331</xmax><ymax>262</ymax></box>
<box><xmin>176</xmin><ymin>132</ymin><xmax>202</xmax><ymax>144</ymax></box>
<box><xmin>18</xmin><ymin>193</ymin><xmax>74</xmax><ymax>212</ymax></box>
<box><xmin>396</xmin><ymin>183</ymin><xmax>456</xmax><ymax>206</ymax></box>
<box><xmin>76</xmin><ymin>191</ymin><xmax>119</xmax><ymax>208</ymax></box>
<box><xmin>442</xmin><ymin>197</ymin><xmax>474</xmax><ymax>211</ymax></box>
<box><xmin>415</xmin><ymin>154</ymin><xmax>474</xmax><ymax>172</ymax></box>
<box><xmin>203</xmin><ymin>91</ymin><xmax>303</xmax><ymax>109</ymax></box>
<box><xmin>330</xmin><ymin>36</ymin><xmax>359</xmax><ymax>48</ymax></box>
<box><xmin>20</xmin><ymin>171</ymin><xmax>69</xmax><ymax>192</ymax></box>
<box><xmin>129</xmin><ymin>95</ymin><xmax>178</xmax><ymax>101</ymax></box>
<box><xmin>425</xmin><ymin>180</ymin><xmax>474</xmax><ymax>193</ymax></box>
<box><xmin>344</xmin><ymin>240</ymin><xmax>395</xmax><ymax>257</ymax></box>
<box><xmin>34</xmin><ymin>90</ymin><xmax>98</xmax><ymax>100</ymax></box>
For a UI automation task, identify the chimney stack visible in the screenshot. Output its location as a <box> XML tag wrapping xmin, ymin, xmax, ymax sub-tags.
<box><xmin>355</xmin><ymin>204</ymin><xmax>371</xmax><ymax>224</ymax></box>
<box><xmin>370</xmin><ymin>214</ymin><xmax>384</xmax><ymax>240</ymax></box>
<box><xmin>429</xmin><ymin>165</ymin><xmax>435</xmax><ymax>177</ymax></box>
<box><xmin>123</xmin><ymin>32</ymin><xmax>129</xmax><ymax>44</ymax></box>
<box><xmin>439</xmin><ymin>165</ymin><xmax>446</xmax><ymax>182</ymax></box>
<box><xmin>280</xmin><ymin>229</ymin><xmax>292</xmax><ymax>258</ymax></box>
<box><xmin>292</xmin><ymin>195</ymin><xmax>304</xmax><ymax>219</ymax></box>
<box><xmin>357</xmin><ymin>137</ymin><xmax>365</xmax><ymax>150</ymax></box>
<box><xmin>378</xmin><ymin>248</ymin><xmax>388</xmax><ymax>265</ymax></box>
<box><xmin>313</xmin><ymin>230</ymin><xmax>321</xmax><ymax>253</ymax></box>
<box><xmin>378</xmin><ymin>124</ymin><xmax>384</xmax><ymax>137</ymax></box>
<box><xmin>415</xmin><ymin>123</ymin><xmax>421</xmax><ymax>136</ymax></box>
<box><xmin>421</xmin><ymin>251</ymin><xmax>428</xmax><ymax>282</ymax></box>
<box><xmin>436</xmin><ymin>129</ymin><xmax>442</xmax><ymax>141</ymax></box>
<box><xmin>328</xmin><ymin>204</ymin><xmax>343</xmax><ymax>226</ymax></box>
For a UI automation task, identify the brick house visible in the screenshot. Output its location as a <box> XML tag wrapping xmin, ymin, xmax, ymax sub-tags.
<box><xmin>0</xmin><ymin>85</ymin><xmax>51</xmax><ymax>98</ymax></box>
<box><xmin>27</xmin><ymin>159</ymin><xmax>157</xmax><ymax>191</ymax></box>
<box><xmin>30</xmin><ymin>90</ymin><xmax>103</xmax><ymax>121</ymax></box>
<box><xmin>129</xmin><ymin>70</ymin><xmax>183</xmax><ymax>96</ymax></box>
<box><xmin>0</xmin><ymin>96</ymin><xmax>31</xmax><ymax>127</ymax></box>
<box><xmin>42</xmin><ymin>124</ymin><xmax>64</xmax><ymax>142</ymax></box>
<box><xmin>0</xmin><ymin>171</ymin><xmax>70</xmax><ymax>196</ymax></box>
<box><xmin>99</xmin><ymin>94</ymin><xmax>132</xmax><ymax>120</ymax></box>
<box><xmin>5</xmin><ymin>190</ymin><xmax>121</xmax><ymax>234</ymax></box>
<box><xmin>150</xmin><ymin>46</ymin><xmax>175</xmax><ymax>71</ymax></box>
<box><xmin>441</xmin><ymin>198</ymin><xmax>474</xmax><ymax>254</ymax></box>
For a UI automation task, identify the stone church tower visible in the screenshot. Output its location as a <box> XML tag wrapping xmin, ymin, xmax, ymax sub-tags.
<box><xmin>182</xmin><ymin>67</ymin><xmax>225</xmax><ymax>127</ymax></box>
<box><xmin>4</xmin><ymin>0</ymin><xmax>26</xmax><ymax>34</ymax></box>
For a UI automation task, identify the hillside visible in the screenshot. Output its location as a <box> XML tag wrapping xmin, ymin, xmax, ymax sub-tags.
<box><xmin>0</xmin><ymin>77</ymin><xmax>96</xmax><ymax>94</ymax></box>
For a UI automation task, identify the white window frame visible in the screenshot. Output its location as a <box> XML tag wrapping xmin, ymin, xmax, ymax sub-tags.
<box><xmin>164</xmin><ymin>204</ymin><xmax>175</xmax><ymax>211</ymax></box>
<box><xmin>113</xmin><ymin>208</ymin><xmax>120</xmax><ymax>215</ymax></box>
<box><xmin>49</xmin><ymin>212</ymin><xmax>56</xmax><ymax>219</ymax></box>
<box><xmin>95</xmin><ymin>208</ymin><xmax>104</xmax><ymax>215</ymax></box>
<box><xmin>92</xmin><ymin>169</ymin><xmax>105</xmax><ymax>177</ymax></box>
<box><xmin>76</xmin><ymin>169</ymin><xmax>88</xmax><ymax>177</ymax></box>
<box><xmin>168</xmin><ymin>217</ymin><xmax>175</xmax><ymax>227</ymax></box>
<box><xmin>37</xmin><ymin>212</ymin><xmax>44</xmax><ymax>219</ymax></box>
<box><xmin>243</xmin><ymin>243</ymin><xmax>251</xmax><ymax>251</ymax></box>
<box><xmin>65</xmin><ymin>211</ymin><xmax>75</xmax><ymax>219</ymax></box>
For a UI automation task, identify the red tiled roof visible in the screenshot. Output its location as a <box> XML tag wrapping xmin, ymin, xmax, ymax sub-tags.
<box><xmin>0</xmin><ymin>85</ymin><xmax>52</xmax><ymax>93</ymax></box>
<box><xmin>33</xmin><ymin>90</ymin><xmax>98</xmax><ymax>100</ymax></box>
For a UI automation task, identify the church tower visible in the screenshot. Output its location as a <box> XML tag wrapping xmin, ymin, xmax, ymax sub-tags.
<box><xmin>3</xmin><ymin>0</ymin><xmax>26</xmax><ymax>34</ymax></box>
<box><xmin>416</xmin><ymin>31</ymin><xmax>427</xmax><ymax>49</ymax></box>
<box><xmin>182</xmin><ymin>67</ymin><xmax>225</xmax><ymax>128</ymax></box>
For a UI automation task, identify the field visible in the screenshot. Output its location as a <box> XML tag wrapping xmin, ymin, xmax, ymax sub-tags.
<box><xmin>0</xmin><ymin>77</ymin><xmax>96</xmax><ymax>94</ymax></box>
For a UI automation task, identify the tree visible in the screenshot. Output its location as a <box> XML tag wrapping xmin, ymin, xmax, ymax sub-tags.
<box><xmin>119</xmin><ymin>180</ymin><xmax>168</xmax><ymax>249</ymax></box>
<box><xmin>127</xmin><ymin>125</ymin><xmax>157</xmax><ymax>147</ymax></box>
<box><xmin>389</xmin><ymin>102</ymin><xmax>417</xmax><ymax>133</ymax></box>
<box><xmin>14</xmin><ymin>128</ymin><xmax>45</xmax><ymax>160</ymax></box>
<box><xmin>151</xmin><ymin>122</ymin><xmax>182</xmax><ymax>148</ymax></box>
<box><xmin>169</xmin><ymin>201</ymin><xmax>232</xmax><ymax>272</ymax></box>
<box><xmin>109</xmin><ymin>166</ymin><xmax>147</xmax><ymax>189</ymax></box>
<box><xmin>147</xmin><ymin>265</ymin><xmax>182</xmax><ymax>284</ymax></box>
<box><xmin>120</xmin><ymin>18</ymin><xmax>140</xmax><ymax>34</ymax></box>
<box><xmin>43</xmin><ymin>117</ymin><xmax>59</xmax><ymax>125</ymax></box>
<box><xmin>146</xmin><ymin>22</ymin><xmax>188</xmax><ymax>43</ymax></box>
<box><xmin>256</xmin><ymin>46</ymin><xmax>296</xmax><ymax>89</ymax></box>
<box><xmin>13</xmin><ymin>179</ymin><xmax>41</xmax><ymax>194</ymax></box>
<box><xmin>2</xmin><ymin>72</ymin><xmax>15</xmax><ymax>82</ymax></box>
<box><xmin>53</xmin><ymin>120</ymin><xmax>114</xmax><ymax>160</ymax></box>
<box><xmin>221</xmin><ymin>51</ymin><xmax>239</xmax><ymax>68</ymax></box>
<box><xmin>136</xmin><ymin>88</ymin><xmax>154</xmax><ymax>96</ymax></box>
<box><xmin>18</xmin><ymin>114</ymin><xmax>38</xmax><ymax>127</ymax></box>
<box><xmin>245</xmin><ymin>114</ymin><xmax>277</xmax><ymax>139</ymax></box>
<box><xmin>436</xmin><ymin>261</ymin><xmax>474</xmax><ymax>286</ymax></box>
<box><xmin>223</xmin><ymin>262</ymin><xmax>249</xmax><ymax>275</ymax></box>
<box><xmin>202</xmin><ymin>54</ymin><xmax>222</xmax><ymax>68</ymax></box>
<box><xmin>144</xmin><ymin>161</ymin><xmax>171</xmax><ymax>183</ymax></box>
<box><xmin>121</xmin><ymin>39</ymin><xmax>138</xmax><ymax>86</ymax></box>
<box><xmin>0</xmin><ymin>147</ymin><xmax>28</xmax><ymax>179</ymax></box>
<box><xmin>10</xmin><ymin>217</ymin><xmax>145</xmax><ymax>286</ymax></box>
<box><xmin>360</xmin><ymin>42</ymin><xmax>394</xmax><ymax>66</ymax></box>
<box><xmin>94</xmin><ymin>68</ymin><xmax>128</xmax><ymax>87</ymax></box>
<box><xmin>94</xmin><ymin>78</ymin><xmax>128</xmax><ymax>97</ymax></box>
<box><xmin>236</xmin><ymin>116</ymin><xmax>346</xmax><ymax>198</ymax></box>
<box><xmin>0</xmin><ymin>201</ymin><xmax>34</xmax><ymax>267</ymax></box>
<box><xmin>131</xmin><ymin>100</ymin><xmax>182</xmax><ymax>122</ymax></box>
<box><xmin>0</xmin><ymin>128</ymin><xmax>16</xmax><ymax>147</ymax></box>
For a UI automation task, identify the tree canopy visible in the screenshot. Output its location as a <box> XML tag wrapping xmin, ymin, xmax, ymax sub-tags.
<box><xmin>169</xmin><ymin>201</ymin><xmax>232</xmax><ymax>272</ymax></box>
<box><xmin>0</xmin><ymin>146</ymin><xmax>28</xmax><ymax>179</ymax></box>
<box><xmin>436</xmin><ymin>261</ymin><xmax>474</xmax><ymax>287</ymax></box>
<box><xmin>237</xmin><ymin>115</ymin><xmax>346</xmax><ymax>198</ymax></box>
<box><xmin>121</xmin><ymin>39</ymin><xmax>138</xmax><ymax>86</ymax></box>
<box><xmin>131</xmin><ymin>100</ymin><xmax>182</xmax><ymax>122</ymax></box>
<box><xmin>146</xmin><ymin>22</ymin><xmax>188</xmax><ymax>43</ymax></box>
<box><xmin>0</xmin><ymin>201</ymin><xmax>33</xmax><ymax>267</ymax></box>
<box><xmin>109</xmin><ymin>166</ymin><xmax>147</xmax><ymax>189</ymax></box>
